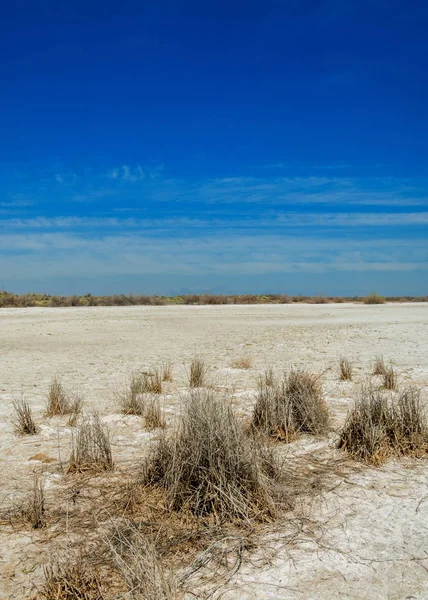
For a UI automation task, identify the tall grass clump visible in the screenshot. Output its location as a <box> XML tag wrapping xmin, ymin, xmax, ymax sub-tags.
<box><xmin>107</xmin><ymin>521</ymin><xmax>176</xmax><ymax>600</ymax></box>
<box><xmin>68</xmin><ymin>412</ymin><xmax>113</xmax><ymax>473</ymax></box>
<box><xmin>338</xmin><ymin>385</ymin><xmax>428</xmax><ymax>464</ymax></box>
<box><xmin>188</xmin><ymin>357</ymin><xmax>207</xmax><ymax>388</ymax></box>
<box><xmin>131</xmin><ymin>370</ymin><xmax>163</xmax><ymax>395</ymax></box>
<box><xmin>142</xmin><ymin>390</ymin><xmax>279</xmax><ymax>521</ymax></box>
<box><xmin>12</xmin><ymin>396</ymin><xmax>38</xmax><ymax>435</ymax></box>
<box><xmin>339</xmin><ymin>358</ymin><xmax>353</xmax><ymax>381</ymax></box>
<box><xmin>45</xmin><ymin>376</ymin><xmax>82</xmax><ymax>417</ymax></box>
<box><xmin>252</xmin><ymin>370</ymin><xmax>328</xmax><ymax>439</ymax></box>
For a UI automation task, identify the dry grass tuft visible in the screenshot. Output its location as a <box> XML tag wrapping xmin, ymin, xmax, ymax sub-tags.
<box><xmin>285</xmin><ymin>369</ymin><xmax>329</xmax><ymax>434</ymax></box>
<box><xmin>161</xmin><ymin>361</ymin><xmax>173</xmax><ymax>382</ymax></box>
<box><xmin>253</xmin><ymin>370</ymin><xmax>328</xmax><ymax>439</ymax></box>
<box><xmin>46</xmin><ymin>376</ymin><xmax>83</xmax><ymax>417</ymax></box>
<box><xmin>142</xmin><ymin>389</ymin><xmax>280</xmax><ymax>521</ymax></box>
<box><xmin>372</xmin><ymin>356</ymin><xmax>387</xmax><ymax>375</ymax></box>
<box><xmin>259</xmin><ymin>367</ymin><xmax>275</xmax><ymax>387</ymax></box>
<box><xmin>40</xmin><ymin>561</ymin><xmax>105</xmax><ymax>600</ymax></box>
<box><xmin>231</xmin><ymin>356</ymin><xmax>252</xmax><ymax>369</ymax></box>
<box><xmin>144</xmin><ymin>396</ymin><xmax>166</xmax><ymax>430</ymax></box>
<box><xmin>107</xmin><ymin>521</ymin><xmax>177</xmax><ymax>600</ymax></box>
<box><xmin>339</xmin><ymin>358</ymin><xmax>353</xmax><ymax>381</ymax></box>
<box><xmin>252</xmin><ymin>377</ymin><xmax>295</xmax><ymax>442</ymax></box>
<box><xmin>383</xmin><ymin>366</ymin><xmax>397</xmax><ymax>390</ymax></box>
<box><xmin>68</xmin><ymin>412</ymin><xmax>113</xmax><ymax>473</ymax></box>
<box><xmin>12</xmin><ymin>396</ymin><xmax>38</xmax><ymax>435</ymax></box>
<box><xmin>188</xmin><ymin>357</ymin><xmax>207</xmax><ymax>387</ymax></box>
<box><xmin>131</xmin><ymin>370</ymin><xmax>163</xmax><ymax>395</ymax></box>
<box><xmin>338</xmin><ymin>384</ymin><xmax>428</xmax><ymax>464</ymax></box>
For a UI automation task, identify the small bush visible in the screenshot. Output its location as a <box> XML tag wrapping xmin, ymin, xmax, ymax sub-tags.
<box><xmin>68</xmin><ymin>412</ymin><xmax>113</xmax><ymax>473</ymax></box>
<box><xmin>372</xmin><ymin>356</ymin><xmax>387</xmax><ymax>376</ymax></box>
<box><xmin>107</xmin><ymin>521</ymin><xmax>176</xmax><ymax>600</ymax></box>
<box><xmin>363</xmin><ymin>293</ymin><xmax>386</xmax><ymax>305</ymax></box>
<box><xmin>339</xmin><ymin>358</ymin><xmax>353</xmax><ymax>381</ymax></box>
<box><xmin>252</xmin><ymin>377</ymin><xmax>295</xmax><ymax>442</ymax></box>
<box><xmin>383</xmin><ymin>366</ymin><xmax>397</xmax><ymax>390</ymax></box>
<box><xmin>142</xmin><ymin>390</ymin><xmax>279</xmax><ymax>521</ymax></box>
<box><xmin>231</xmin><ymin>357</ymin><xmax>252</xmax><ymax>369</ymax></box>
<box><xmin>12</xmin><ymin>396</ymin><xmax>38</xmax><ymax>435</ymax></box>
<box><xmin>338</xmin><ymin>385</ymin><xmax>428</xmax><ymax>464</ymax></box>
<box><xmin>188</xmin><ymin>357</ymin><xmax>207</xmax><ymax>388</ymax></box>
<box><xmin>40</xmin><ymin>561</ymin><xmax>104</xmax><ymax>600</ymax></box>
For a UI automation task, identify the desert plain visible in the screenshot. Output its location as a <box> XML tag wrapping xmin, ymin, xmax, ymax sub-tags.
<box><xmin>1</xmin><ymin>302</ymin><xmax>428</xmax><ymax>599</ymax></box>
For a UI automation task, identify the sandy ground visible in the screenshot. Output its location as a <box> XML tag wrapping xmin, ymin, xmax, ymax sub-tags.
<box><xmin>1</xmin><ymin>303</ymin><xmax>428</xmax><ymax>599</ymax></box>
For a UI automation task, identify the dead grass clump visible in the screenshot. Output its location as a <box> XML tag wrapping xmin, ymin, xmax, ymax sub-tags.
<box><xmin>259</xmin><ymin>367</ymin><xmax>275</xmax><ymax>387</ymax></box>
<box><xmin>188</xmin><ymin>357</ymin><xmax>207</xmax><ymax>387</ymax></box>
<box><xmin>339</xmin><ymin>358</ymin><xmax>353</xmax><ymax>381</ymax></box>
<box><xmin>337</xmin><ymin>385</ymin><xmax>390</xmax><ymax>464</ymax></box>
<box><xmin>46</xmin><ymin>376</ymin><xmax>83</xmax><ymax>416</ymax></box>
<box><xmin>145</xmin><ymin>396</ymin><xmax>167</xmax><ymax>430</ymax></box>
<box><xmin>338</xmin><ymin>385</ymin><xmax>428</xmax><ymax>464</ymax></box>
<box><xmin>107</xmin><ymin>521</ymin><xmax>176</xmax><ymax>600</ymax></box>
<box><xmin>68</xmin><ymin>412</ymin><xmax>113</xmax><ymax>473</ymax></box>
<box><xmin>372</xmin><ymin>355</ymin><xmax>387</xmax><ymax>375</ymax></box>
<box><xmin>161</xmin><ymin>361</ymin><xmax>173</xmax><ymax>382</ymax></box>
<box><xmin>252</xmin><ymin>377</ymin><xmax>295</xmax><ymax>442</ymax></box>
<box><xmin>383</xmin><ymin>366</ymin><xmax>397</xmax><ymax>390</ymax></box>
<box><xmin>252</xmin><ymin>369</ymin><xmax>328</xmax><ymax>439</ymax></box>
<box><xmin>231</xmin><ymin>357</ymin><xmax>252</xmax><ymax>369</ymax></box>
<box><xmin>12</xmin><ymin>396</ymin><xmax>38</xmax><ymax>435</ymax></box>
<box><xmin>285</xmin><ymin>369</ymin><xmax>329</xmax><ymax>434</ymax></box>
<box><xmin>131</xmin><ymin>370</ymin><xmax>163</xmax><ymax>395</ymax></box>
<box><xmin>116</xmin><ymin>387</ymin><xmax>146</xmax><ymax>416</ymax></box>
<box><xmin>40</xmin><ymin>561</ymin><xmax>105</xmax><ymax>600</ymax></box>
<box><xmin>142</xmin><ymin>390</ymin><xmax>279</xmax><ymax>521</ymax></box>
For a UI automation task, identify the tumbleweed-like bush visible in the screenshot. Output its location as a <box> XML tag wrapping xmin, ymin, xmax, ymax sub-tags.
<box><xmin>142</xmin><ymin>389</ymin><xmax>280</xmax><ymax>521</ymax></box>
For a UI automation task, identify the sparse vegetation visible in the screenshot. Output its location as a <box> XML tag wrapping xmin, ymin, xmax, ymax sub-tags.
<box><xmin>107</xmin><ymin>521</ymin><xmax>176</xmax><ymax>600</ymax></box>
<box><xmin>231</xmin><ymin>356</ymin><xmax>252</xmax><ymax>369</ymax></box>
<box><xmin>40</xmin><ymin>561</ymin><xmax>105</xmax><ymax>600</ymax></box>
<box><xmin>12</xmin><ymin>395</ymin><xmax>38</xmax><ymax>435</ymax></box>
<box><xmin>383</xmin><ymin>365</ymin><xmax>397</xmax><ymax>390</ymax></box>
<box><xmin>161</xmin><ymin>361</ymin><xmax>173</xmax><ymax>382</ymax></box>
<box><xmin>188</xmin><ymin>357</ymin><xmax>207</xmax><ymax>388</ymax></box>
<box><xmin>68</xmin><ymin>412</ymin><xmax>113</xmax><ymax>473</ymax></box>
<box><xmin>144</xmin><ymin>396</ymin><xmax>166</xmax><ymax>429</ymax></box>
<box><xmin>131</xmin><ymin>370</ymin><xmax>163</xmax><ymax>395</ymax></box>
<box><xmin>46</xmin><ymin>376</ymin><xmax>83</xmax><ymax>417</ymax></box>
<box><xmin>373</xmin><ymin>356</ymin><xmax>387</xmax><ymax>375</ymax></box>
<box><xmin>363</xmin><ymin>293</ymin><xmax>386</xmax><ymax>305</ymax></box>
<box><xmin>339</xmin><ymin>358</ymin><xmax>353</xmax><ymax>381</ymax></box>
<box><xmin>252</xmin><ymin>369</ymin><xmax>329</xmax><ymax>440</ymax></box>
<box><xmin>338</xmin><ymin>384</ymin><xmax>428</xmax><ymax>464</ymax></box>
<box><xmin>1</xmin><ymin>290</ymin><xmax>427</xmax><ymax>308</ymax></box>
<box><xmin>142</xmin><ymin>389</ymin><xmax>280</xmax><ymax>521</ymax></box>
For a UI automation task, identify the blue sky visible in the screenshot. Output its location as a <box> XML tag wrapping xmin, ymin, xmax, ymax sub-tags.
<box><xmin>1</xmin><ymin>0</ymin><xmax>427</xmax><ymax>296</ymax></box>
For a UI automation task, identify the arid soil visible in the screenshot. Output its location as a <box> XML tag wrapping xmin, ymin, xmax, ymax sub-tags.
<box><xmin>1</xmin><ymin>303</ymin><xmax>428</xmax><ymax>599</ymax></box>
